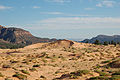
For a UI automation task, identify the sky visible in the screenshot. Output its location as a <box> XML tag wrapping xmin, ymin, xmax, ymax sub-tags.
<box><xmin>0</xmin><ymin>0</ymin><xmax>120</xmax><ymax>40</ymax></box>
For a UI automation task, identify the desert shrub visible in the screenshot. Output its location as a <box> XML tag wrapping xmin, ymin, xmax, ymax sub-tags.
<box><xmin>102</xmin><ymin>60</ymin><xmax>111</xmax><ymax>64</ymax></box>
<box><xmin>95</xmin><ymin>64</ymin><xmax>101</xmax><ymax>69</ymax></box>
<box><xmin>40</xmin><ymin>75</ymin><xmax>46</xmax><ymax>78</ymax></box>
<box><xmin>0</xmin><ymin>72</ymin><xmax>4</xmax><ymax>77</ymax></box>
<box><xmin>103</xmin><ymin>41</ymin><xmax>108</xmax><ymax>45</ymax></box>
<box><xmin>95</xmin><ymin>70</ymin><xmax>110</xmax><ymax>76</ymax></box>
<box><xmin>56</xmin><ymin>70</ymin><xmax>90</xmax><ymax>79</ymax></box>
<box><xmin>21</xmin><ymin>70</ymin><xmax>30</xmax><ymax>75</ymax></box>
<box><xmin>99</xmin><ymin>72</ymin><xmax>110</xmax><ymax>76</ymax></box>
<box><xmin>55</xmin><ymin>71</ymin><xmax>60</xmax><ymax>74</ymax></box>
<box><xmin>42</xmin><ymin>59</ymin><xmax>47</xmax><ymax>63</ymax></box>
<box><xmin>77</xmin><ymin>70</ymin><xmax>90</xmax><ymax>75</ymax></box>
<box><xmin>110</xmin><ymin>75</ymin><xmax>120</xmax><ymax>80</ymax></box>
<box><xmin>5</xmin><ymin>78</ymin><xmax>13</xmax><ymax>80</ymax></box>
<box><xmin>70</xmin><ymin>57</ymin><xmax>77</xmax><ymax>60</ymax></box>
<box><xmin>13</xmin><ymin>73</ymin><xmax>27</xmax><ymax>80</ymax></box>
<box><xmin>29</xmin><ymin>68</ymin><xmax>37</xmax><ymax>72</ymax></box>
<box><xmin>45</xmin><ymin>55</ymin><xmax>50</xmax><ymax>58</ymax></box>
<box><xmin>112</xmin><ymin>72</ymin><xmax>120</xmax><ymax>75</ymax></box>
<box><xmin>33</xmin><ymin>64</ymin><xmax>40</xmax><ymax>67</ymax></box>
<box><xmin>70</xmin><ymin>70</ymin><xmax>90</xmax><ymax>77</ymax></box>
<box><xmin>10</xmin><ymin>60</ymin><xmax>19</xmax><ymax>63</ymax></box>
<box><xmin>40</xmin><ymin>52</ymin><xmax>47</xmax><ymax>57</ymax></box>
<box><xmin>2</xmin><ymin>64</ymin><xmax>11</xmax><ymax>68</ymax></box>
<box><xmin>70</xmin><ymin>75</ymin><xmax>78</xmax><ymax>79</ymax></box>
<box><xmin>94</xmin><ymin>40</ymin><xmax>101</xmax><ymax>45</ymax></box>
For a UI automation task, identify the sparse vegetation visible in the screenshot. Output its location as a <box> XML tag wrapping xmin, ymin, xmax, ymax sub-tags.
<box><xmin>13</xmin><ymin>73</ymin><xmax>27</xmax><ymax>80</ymax></box>
<box><xmin>0</xmin><ymin>39</ymin><xmax>120</xmax><ymax>80</ymax></box>
<box><xmin>0</xmin><ymin>72</ymin><xmax>4</xmax><ymax>77</ymax></box>
<box><xmin>94</xmin><ymin>40</ymin><xmax>101</xmax><ymax>45</ymax></box>
<box><xmin>5</xmin><ymin>78</ymin><xmax>13</xmax><ymax>80</ymax></box>
<box><xmin>21</xmin><ymin>70</ymin><xmax>30</xmax><ymax>75</ymax></box>
<box><xmin>33</xmin><ymin>64</ymin><xmax>40</xmax><ymax>67</ymax></box>
<box><xmin>2</xmin><ymin>64</ymin><xmax>11</xmax><ymax>68</ymax></box>
<box><xmin>0</xmin><ymin>42</ymin><xmax>24</xmax><ymax>49</ymax></box>
<box><xmin>29</xmin><ymin>68</ymin><xmax>37</xmax><ymax>72</ymax></box>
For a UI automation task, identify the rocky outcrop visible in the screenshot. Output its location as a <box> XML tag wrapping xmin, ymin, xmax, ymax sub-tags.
<box><xmin>0</xmin><ymin>25</ymin><xmax>56</xmax><ymax>45</ymax></box>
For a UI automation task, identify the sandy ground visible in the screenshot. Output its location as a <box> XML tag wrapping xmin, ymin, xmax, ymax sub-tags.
<box><xmin>0</xmin><ymin>40</ymin><xmax>120</xmax><ymax>80</ymax></box>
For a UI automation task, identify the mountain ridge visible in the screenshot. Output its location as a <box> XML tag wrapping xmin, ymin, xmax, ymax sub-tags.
<box><xmin>0</xmin><ymin>25</ymin><xmax>57</xmax><ymax>48</ymax></box>
<box><xmin>82</xmin><ymin>34</ymin><xmax>120</xmax><ymax>43</ymax></box>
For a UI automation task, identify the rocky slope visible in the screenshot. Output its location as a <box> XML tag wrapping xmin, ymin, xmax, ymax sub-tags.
<box><xmin>0</xmin><ymin>25</ymin><xmax>56</xmax><ymax>47</ymax></box>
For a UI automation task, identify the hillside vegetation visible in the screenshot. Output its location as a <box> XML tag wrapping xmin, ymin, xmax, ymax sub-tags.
<box><xmin>0</xmin><ymin>40</ymin><xmax>120</xmax><ymax>80</ymax></box>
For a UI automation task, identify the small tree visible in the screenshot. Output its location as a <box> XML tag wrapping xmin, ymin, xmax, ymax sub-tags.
<box><xmin>117</xmin><ymin>42</ymin><xmax>120</xmax><ymax>45</ymax></box>
<box><xmin>94</xmin><ymin>40</ymin><xmax>101</xmax><ymax>45</ymax></box>
<box><xmin>111</xmin><ymin>40</ymin><xmax>114</xmax><ymax>45</ymax></box>
<box><xmin>109</xmin><ymin>41</ymin><xmax>111</xmax><ymax>44</ymax></box>
<box><xmin>114</xmin><ymin>42</ymin><xmax>117</xmax><ymax>46</ymax></box>
<box><xmin>85</xmin><ymin>40</ymin><xmax>89</xmax><ymax>43</ymax></box>
<box><xmin>103</xmin><ymin>41</ymin><xmax>108</xmax><ymax>45</ymax></box>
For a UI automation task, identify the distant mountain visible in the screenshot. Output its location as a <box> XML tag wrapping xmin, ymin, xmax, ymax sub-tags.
<box><xmin>82</xmin><ymin>35</ymin><xmax>120</xmax><ymax>43</ymax></box>
<box><xmin>67</xmin><ymin>38</ymin><xmax>83</xmax><ymax>41</ymax></box>
<box><xmin>0</xmin><ymin>25</ymin><xmax>56</xmax><ymax>48</ymax></box>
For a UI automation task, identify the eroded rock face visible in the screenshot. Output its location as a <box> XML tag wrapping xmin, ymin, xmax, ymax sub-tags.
<box><xmin>0</xmin><ymin>25</ymin><xmax>56</xmax><ymax>45</ymax></box>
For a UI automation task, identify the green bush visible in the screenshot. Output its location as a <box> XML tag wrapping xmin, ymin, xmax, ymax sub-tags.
<box><xmin>0</xmin><ymin>72</ymin><xmax>4</xmax><ymax>77</ymax></box>
<box><xmin>94</xmin><ymin>40</ymin><xmax>101</xmax><ymax>45</ymax></box>
<box><xmin>33</xmin><ymin>64</ymin><xmax>40</xmax><ymax>67</ymax></box>
<box><xmin>95</xmin><ymin>70</ymin><xmax>110</xmax><ymax>76</ymax></box>
<box><xmin>110</xmin><ymin>75</ymin><xmax>120</xmax><ymax>80</ymax></box>
<box><xmin>29</xmin><ymin>68</ymin><xmax>37</xmax><ymax>72</ymax></box>
<box><xmin>40</xmin><ymin>75</ymin><xmax>46</xmax><ymax>78</ymax></box>
<box><xmin>21</xmin><ymin>70</ymin><xmax>30</xmax><ymax>75</ymax></box>
<box><xmin>102</xmin><ymin>60</ymin><xmax>111</xmax><ymax>64</ymax></box>
<box><xmin>13</xmin><ymin>73</ymin><xmax>27</xmax><ymax>80</ymax></box>
<box><xmin>112</xmin><ymin>72</ymin><xmax>120</xmax><ymax>75</ymax></box>
<box><xmin>70</xmin><ymin>70</ymin><xmax>90</xmax><ymax>77</ymax></box>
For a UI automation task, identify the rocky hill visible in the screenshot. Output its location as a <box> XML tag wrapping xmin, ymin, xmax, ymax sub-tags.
<box><xmin>0</xmin><ymin>25</ymin><xmax>56</xmax><ymax>48</ymax></box>
<box><xmin>82</xmin><ymin>35</ymin><xmax>120</xmax><ymax>43</ymax></box>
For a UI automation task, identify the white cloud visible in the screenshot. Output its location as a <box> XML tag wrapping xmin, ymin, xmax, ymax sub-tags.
<box><xmin>45</xmin><ymin>0</ymin><xmax>71</xmax><ymax>3</ymax></box>
<box><xmin>96</xmin><ymin>3</ymin><xmax>103</xmax><ymax>7</ymax></box>
<box><xmin>96</xmin><ymin>0</ymin><xmax>116</xmax><ymax>7</ymax></box>
<box><xmin>39</xmin><ymin>17</ymin><xmax>120</xmax><ymax>24</ymax></box>
<box><xmin>40</xmin><ymin>12</ymin><xmax>63</xmax><ymax>15</ymax></box>
<box><xmin>84</xmin><ymin>8</ymin><xmax>94</xmax><ymax>10</ymax></box>
<box><xmin>28</xmin><ymin>17</ymin><xmax>120</xmax><ymax>30</ymax></box>
<box><xmin>40</xmin><ymin>12</ymin><xmax>93</xmax><ymax>16</ymax></box>
<box><xmin>65</xmin><ymin>14</ymin><xmax>91</xmax><ymax>17</ymax></box>
<box><xmin>0</xmin><ymin>5</ymin><xmax>12</xmax><ymax>10</ymax></box>
<box><xmin>33</xmin><ymin>6</ymin><xmax>41</xmax><ymax>9</ymax></box>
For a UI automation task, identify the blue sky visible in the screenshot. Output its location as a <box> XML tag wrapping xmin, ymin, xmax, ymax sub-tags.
<box><xmin>0</xmin><ymin>0</ymin><xmax>120</xmax><ymax>40</ymax></box>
